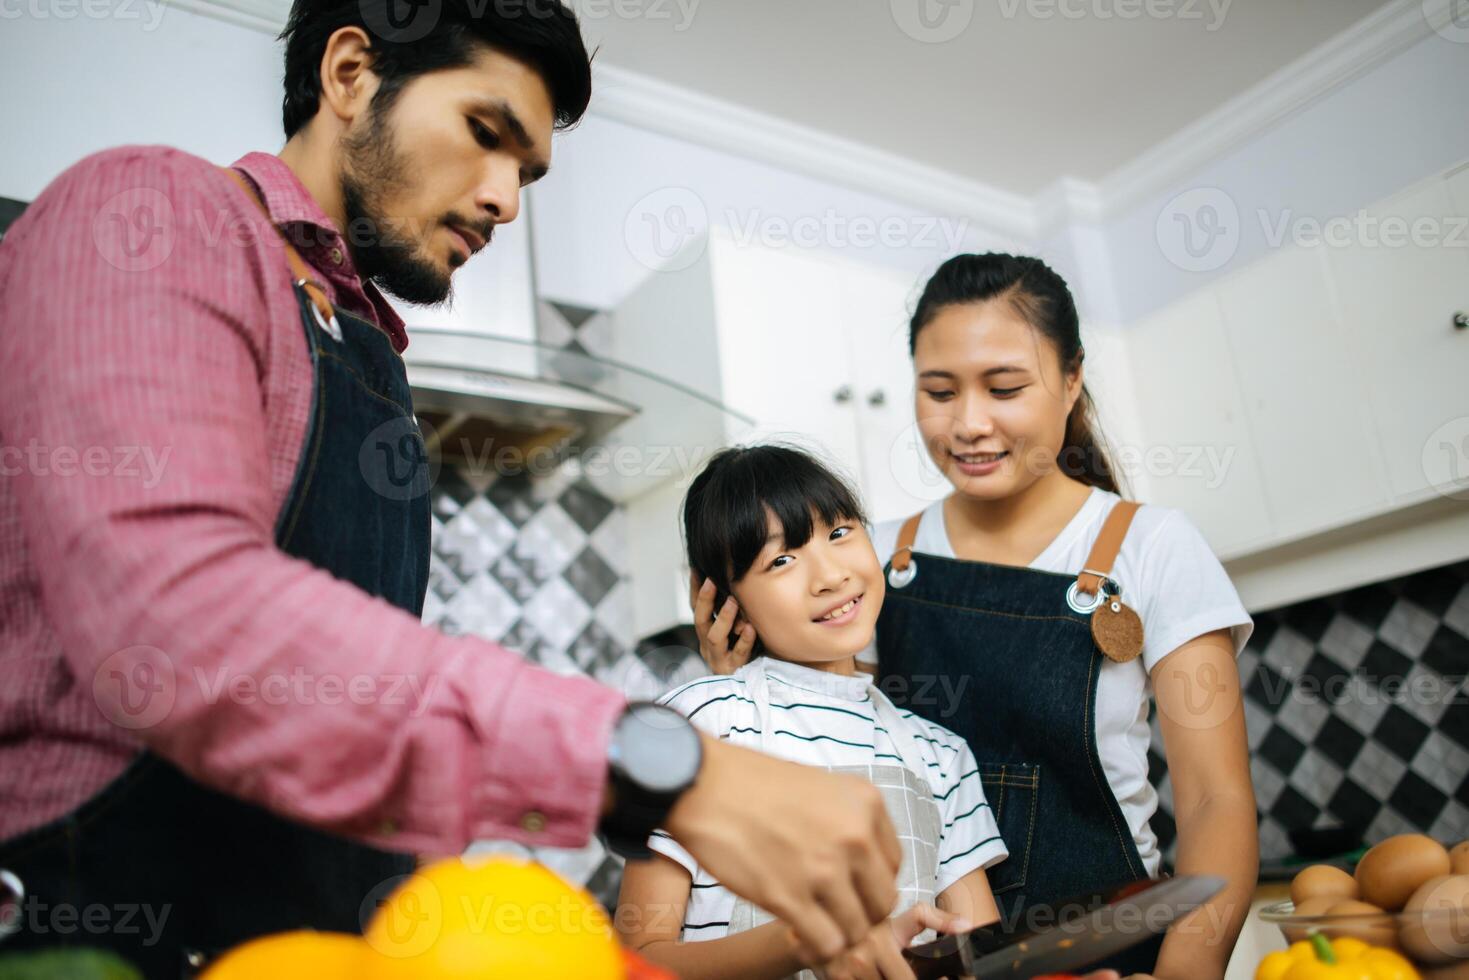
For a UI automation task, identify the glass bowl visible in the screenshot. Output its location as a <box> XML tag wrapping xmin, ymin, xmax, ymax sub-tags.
<box><xmin>1259</xmin><ymin>899</ymin><xmax>1469</xmax><ymax>975</ymax></box>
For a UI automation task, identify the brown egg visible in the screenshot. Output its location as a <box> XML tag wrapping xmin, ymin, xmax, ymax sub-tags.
<box><xmin>1283</xmin><ymin>895</ymin><xmax>1338</xmax><ymax>943</ymax></box>
<box><xmin>1423</xmin><ymin>963</ymin><xmax>1469</xmax><ymax>980</ymax></box>
<box><xmin>1356</xmin><ymin>835</ymin><xmax>1453</xmax><ymax>911</ymax></box>
<box><xmin>1450</xmin><ymin>842</ymin><xmax>1469</xmax><ymax>876</ymax></box>
<box><xmin>1322</xmin><ymin>899</ymin><xmax>1399</xmax><ymax>948</ymax></box>
<box><xmin>1400</xmin><ymin>874</ymin><xmax>1469</xmax><ymax>965</ymax></box>
<box><xmin>1292</xmin><ymin>864</ymin><xmax>1360</xmax><ymax>906</ymax></box>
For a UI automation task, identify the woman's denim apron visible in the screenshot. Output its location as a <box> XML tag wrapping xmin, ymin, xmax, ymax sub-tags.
<box><xmin>876</xmin><ymin>534</ymin><xmax>1165</xmax><ymax>975</ymax></box>
<box><xmin>0</xmin><ymin>168</ymin><xmax>431</xmax><ymax>978</ymax></box>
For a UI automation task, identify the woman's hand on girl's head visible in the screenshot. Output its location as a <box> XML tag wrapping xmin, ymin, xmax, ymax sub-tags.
<box><xmin>689</xmin><ymin>573</ymin><xmax>756</xmax><ymax>675</ymax></box>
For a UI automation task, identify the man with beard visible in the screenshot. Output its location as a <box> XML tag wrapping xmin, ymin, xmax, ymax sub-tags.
<box><xmin>0</xmin><ymin>2</ymin><xmax>902</xmax><ymax>974</ymax></box>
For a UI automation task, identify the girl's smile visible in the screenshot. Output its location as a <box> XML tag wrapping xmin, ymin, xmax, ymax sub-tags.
<box><xmin>813</xmin><ymin>593</ymin><xmax>864</xmax><ymax>627</ymax></box>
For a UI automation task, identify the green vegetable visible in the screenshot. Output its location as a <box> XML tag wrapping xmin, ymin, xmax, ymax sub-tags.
<box><xmin>0</xmin><ymin>948</ymin><xmax>144</xmax><ymax>980</ymax></box>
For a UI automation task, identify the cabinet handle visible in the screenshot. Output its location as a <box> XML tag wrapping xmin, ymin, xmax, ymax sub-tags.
<box><xmin>834</xmin><ymin>385</ymin><xmax>853</xmax><ymax>404</ymax></box>
<box><xmin>867</xmin><ymin>390</ymin><xmax>886</xmax><ymax>407</ymax></box>
<box><xmin>1455</xmin><ymin>311</ymin><xmax>1468</xmax><ymax>330</ymax></box>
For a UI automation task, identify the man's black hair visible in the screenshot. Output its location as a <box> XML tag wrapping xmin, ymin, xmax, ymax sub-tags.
<box><xmin>279</xmin><ymin>0</ymin><xmax>592</xmax><ymax>139</ymax></box>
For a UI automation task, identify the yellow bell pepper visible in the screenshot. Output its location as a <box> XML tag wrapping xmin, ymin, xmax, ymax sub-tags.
<box><xmin>1255</xmin><ymin>934</ymin><xmax>1420</xmax><ymax>980</ymax></box>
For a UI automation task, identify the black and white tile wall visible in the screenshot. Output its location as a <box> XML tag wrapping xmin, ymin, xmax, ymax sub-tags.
<box><xmin>427</xmin><ymin>459</ymin><xmax>708</xmax><ymax>906</ymax></box>
<box><xmin>1147</xmin><ymin>559</ymin><xmax>1469</xmax><ymax>865</ymax></box>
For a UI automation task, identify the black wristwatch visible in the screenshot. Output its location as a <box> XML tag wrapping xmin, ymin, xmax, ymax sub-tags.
<box><xmin>599</xmin><ymin>701</ymin><xmax>704</xmax><ymax>859</ymax></box>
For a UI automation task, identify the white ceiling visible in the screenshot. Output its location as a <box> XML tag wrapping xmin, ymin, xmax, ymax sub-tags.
<box><xmin>577</xmin><ymin>0</ymin><xmax>1395</xmax><ymax>196</ymax></box>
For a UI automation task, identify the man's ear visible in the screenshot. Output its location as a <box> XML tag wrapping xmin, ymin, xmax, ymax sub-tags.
<box><xmin>318</xmin><ymin>26</ymin><xmax>380</xmax><ymax>127</ymax></box>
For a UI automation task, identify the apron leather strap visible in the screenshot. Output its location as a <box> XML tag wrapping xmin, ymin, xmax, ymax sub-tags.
<box><xmin>890</xmin><ymin>511</ymin><xmax>923</xmax><ymax>572</ymax></box>
<box><xmin>1075</xmin><ymin>499</ymin><xmax>1140</xmax><ymax>598</ymax></box>
<box><xmin>890</xmin><ymin>498</ymin><xmax>1142</xmax><ymax>594</ymax></box>
<box><xmin>220</xmin><ymin>167</ymin><xmax>338</xmax><ymax>327</ymax></box>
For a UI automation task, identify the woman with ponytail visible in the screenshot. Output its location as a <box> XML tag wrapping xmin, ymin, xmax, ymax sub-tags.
<box><xmin>691</xmin><ymin>254</ymin><xmax>1258</xmax><ymax>979</ymax></box>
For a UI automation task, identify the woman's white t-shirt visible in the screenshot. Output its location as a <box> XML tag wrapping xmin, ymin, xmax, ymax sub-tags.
<box><xmin>861</xmin><ymin>487</ymin><xmax>1253</xmax><ymax>876</ymax></box>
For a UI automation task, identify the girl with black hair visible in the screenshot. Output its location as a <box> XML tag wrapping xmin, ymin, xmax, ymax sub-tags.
<box><xmin>618</xmin><ymin>445</ymin><xmax>1006</xmax><ymax>980</ymax></box>
<box><xmin>692</xmin><ymin>255</ymin><xmax>1259</xmax><ymax>979</ymax></box>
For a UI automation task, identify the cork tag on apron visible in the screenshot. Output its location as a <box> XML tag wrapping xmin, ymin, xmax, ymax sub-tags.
<box><xmin>1092</xmin><ymin>591</ymin><xmax>1144</xmax><ymax>663</ymax></box>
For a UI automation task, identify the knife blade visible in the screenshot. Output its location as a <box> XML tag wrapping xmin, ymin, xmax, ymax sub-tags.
<box><xmin>903</xmin><ymin>874</ymin><xmax>1225</xmax><ymax>980</ymax></box>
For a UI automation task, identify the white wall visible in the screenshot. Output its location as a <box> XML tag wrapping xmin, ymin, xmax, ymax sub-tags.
<box><xmin>528</xmin><ymin>111</ymin><xmax>1024</xmax><ymax>313</ymax></box>
<box><xmin>1097</xmin><ymin>31</ymin><xmax>1469</xmax><ymax>326</ymax></box>
<box><xmin>0</xmin><ymin>3</ymin><xmax>284</xmax><ymax>200</ymax></box>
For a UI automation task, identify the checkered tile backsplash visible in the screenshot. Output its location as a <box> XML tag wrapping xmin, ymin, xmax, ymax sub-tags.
<box><xmin>426</xmin><ymin>458</ymin><xmax>708</xmax><ymax>906</ymax></box>
<box><xmin>1147</xmin><ymin>559</ymin><xmax>1469</xmax><ymax>865</ymax></box>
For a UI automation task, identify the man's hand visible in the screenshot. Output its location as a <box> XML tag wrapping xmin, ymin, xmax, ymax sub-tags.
<box><xmin>816</xmin><ymin>902</ymin><xmax>971</xmax><ymax>980</ymax></box>
<box><xmin>689</xmin><ymin>573</ymin><xmax>755</xmax><ymax>675</ymax></box>
<box><xmin>663</xmin><ymin>733</ymin><xmax>903</xmax><ymax>962</ymax></box>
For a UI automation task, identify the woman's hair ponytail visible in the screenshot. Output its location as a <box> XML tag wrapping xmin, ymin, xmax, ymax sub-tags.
<box><xmin>909</xmin><ymin>253</ymin><xmax>1124</xmax><ymax>495</ymax></box>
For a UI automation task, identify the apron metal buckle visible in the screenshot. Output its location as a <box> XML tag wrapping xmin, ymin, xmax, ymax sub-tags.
<box><xmin>0</xmin><ymin>869</ymin><xmax>24</xmax><ymax>941</ymax></box>
<box><xmin>296</xmin><ymin>278</ymin><xmax>344</xmax><ymax>343</ymax></box>
<box><xmin>888</xmin><ymin>553</ymin><xmax>917</xmax><ymax>589</ymax></box>
<box><xmin>1065</xmin><ymin>576</ymin><xmax>1119</xmax><ymax>614</ymax></box>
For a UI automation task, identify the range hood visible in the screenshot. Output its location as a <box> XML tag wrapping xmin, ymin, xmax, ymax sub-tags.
<box><xmin>390</xmin><ymin>194</ymin><xmax>750</xmax><ymax>503</ymax></box>
<box><xmin>403</xmin><ymin>329</ymin><xmax>638</xmax><ymax>464</ymax></box>
<box><xmin>390</xmin><ymin>191</ymin><xmax>641</xmax><ymax>465</ymax></box>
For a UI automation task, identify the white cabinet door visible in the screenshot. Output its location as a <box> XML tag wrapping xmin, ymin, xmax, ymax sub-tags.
<box><xmin>837</xmin><ymin>262</ymin><xmax>950</xmax><ymax>524</ymax></box>
<box><xmin>1128</xmin><ymin>290</ymin><xmax>1274</xmax><ymax>557</ymax></box>
<box><xmin>1215</xmin><ymin>245</ymin><xmax>1392</xmax><ymax>539</ymax></box>
<box><xmin>1326</xmin><ymin>176</ymin><xmax>1469</xmax><ymax>500</ymax></box>
<box><xmin>709</xmin><ymin>238</ymin><xmax>864</xmax><ymax>473</ymax></box>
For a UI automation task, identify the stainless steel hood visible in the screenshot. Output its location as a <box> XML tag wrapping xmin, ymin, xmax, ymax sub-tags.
<box><xmin>390</xmin><ymin>190</ymin><xmax>642</xmax><ymax>465</ymax></box>
<box><xmin>390</xmin><ymin>194</ymin><xmax>750</xmax><ymax>501</ymax></box>
<box><xmin>403</xmin><ymin>329</ymin><xmax>639</xmax><ymax>465</ymax></box>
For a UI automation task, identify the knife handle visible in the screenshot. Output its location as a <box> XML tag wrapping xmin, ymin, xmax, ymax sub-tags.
<box><xmin>904</xmin><ymin>953</ymin><xmax>960</xmax><ymax>980</ymax></box>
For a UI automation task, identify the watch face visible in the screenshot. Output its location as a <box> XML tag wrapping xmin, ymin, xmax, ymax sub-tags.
<box><xmin>617</xmin><ymin>703</ymin><xmax>701</xmax><ymax>794</ymax></box>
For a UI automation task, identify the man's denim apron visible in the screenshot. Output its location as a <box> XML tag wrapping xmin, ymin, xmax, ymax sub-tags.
<box><xmin>0</xmin><ymin>168</ymin><xmax>431</xmax><ymax>978</ymax></box>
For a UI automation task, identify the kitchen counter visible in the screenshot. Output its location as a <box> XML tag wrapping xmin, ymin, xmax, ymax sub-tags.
<box><xmin>1225</xmin><ymin>880</ymin><xmax>1290</xmax><ymax>980</ymax></box>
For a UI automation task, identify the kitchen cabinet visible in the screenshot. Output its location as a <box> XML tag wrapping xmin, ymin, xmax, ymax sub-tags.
<box><xmin>1325</xmin><ymin>175</ymin><xmax>1469</xmax><ymax>502</ymax></box>
<box><xmin>706</xmin><ymin>234</ymin><xmax>867</xmax><ymax>472</ymax></box>
<box><xmin>706</xmin><ymin>234</ymin><xmax>944</xmax><ymax>523</ymax></box>
<box><xmin>1126</xmin><ymin>158</ymin><xmax>1469</xmax><ymax>608</ymax></box>
<box><xmin>1128</xmin><ymin>289</ymin><xmax>1275</xmax><ymax>557</ymax></box>
<box><xmin>837</xmin><ymin>262</ymin><xmax>951</xmax><ymax>523</ymax></box>
<box><xmin>1214</xmin><ymin>241</ymin><xmax>1393</xmax><ymax>540</ymax></box>
<box><xmin>612</xmin><ymin>230</ymin><xmax>939</xmax><ymax>636</ymax></box>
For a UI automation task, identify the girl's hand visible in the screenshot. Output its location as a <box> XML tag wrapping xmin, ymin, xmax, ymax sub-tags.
<box><xmin>814</xmin><ymin>902</ymin><xmax>970</xmax><ymax>980</ymax></box>
<box><xmin>689</xmin><ymin>573</ymin><xmax>756</xmax><ymax>675</ymax></box>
